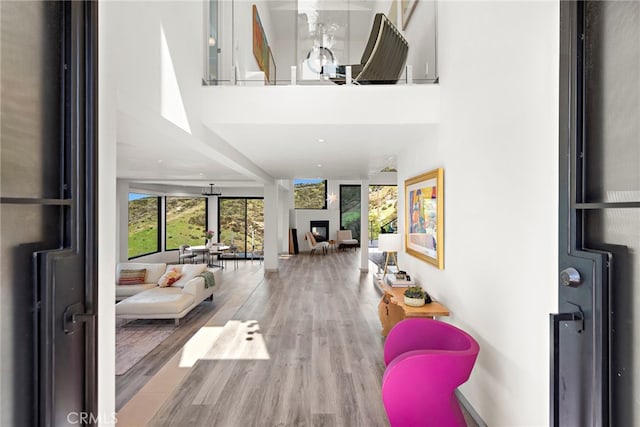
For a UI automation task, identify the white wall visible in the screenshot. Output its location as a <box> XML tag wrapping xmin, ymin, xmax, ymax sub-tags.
<box><xmin>98</xmin><ymin>2</ymin><xmax>117</xmax><ymax>423</ymax></box>
<box><xmin>291</xmin><ymin>178</ymin><xmax>377</xmax><ymax>251</ymax></box>
<box><xmin>291</xmin><ymin>209</ymin><xmax>340</xmax><ymax>251</ymax></box>
<box><xmin>396</xmin><ymin>2</ymin><xmax>559</xmax><ymax>425</ymax></box>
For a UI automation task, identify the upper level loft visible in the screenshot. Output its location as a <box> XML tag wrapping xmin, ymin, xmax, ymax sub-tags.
<box><xmin>205</xmin><ymin>0</ymin><xmax>438</xmax><ymax>86</ymax></box>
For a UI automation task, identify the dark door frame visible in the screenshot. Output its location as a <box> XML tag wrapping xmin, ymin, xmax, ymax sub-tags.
<box><xmin>31</xmin><ymin>1</ymin><xmax>99</xmax><ymax>425</ymax></box>
<box><xmin>217</xmin><ymin>197</ymin><xmax>264</xmax><ymax>258</ymax></box>
<box><xmin>339</xmin><ymin>184</ymin><xmax>361</xmax><ymax>241</ymax></box>
<box><xmin>554</xmin><ymin>1</ymin><xmax>640</xmax><ymax>425</ymax></box>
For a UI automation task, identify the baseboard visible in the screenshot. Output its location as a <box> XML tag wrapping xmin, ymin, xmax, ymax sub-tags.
<box><xmin>455</xmin><ymin>390</ymin><xmax>487</xmax><ymax>427</ymax></box>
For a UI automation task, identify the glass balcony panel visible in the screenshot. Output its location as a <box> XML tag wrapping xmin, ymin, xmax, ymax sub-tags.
<box><xmin>205</xmin><ymin>0</ymin><xmax>437</xmax><ymax>86</ymax></box>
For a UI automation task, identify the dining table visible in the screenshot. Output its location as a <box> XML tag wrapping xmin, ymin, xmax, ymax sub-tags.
<box><xmin>188</xmin><ymin>245</ymin><xmax>231</xmax><ymax>268</ymax></box>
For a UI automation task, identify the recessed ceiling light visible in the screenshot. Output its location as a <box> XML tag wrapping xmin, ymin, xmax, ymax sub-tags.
<box><xmin>157</xmin><ymin>159</ymin><xmax>163</xmax><ymax>164</ymax></box>
<box><xmin>317</xmin><ymin>164</ymin><xmax>323</xmax><ymax>167</ymax></box>
<box><xmin>318</xmin><ymin>138</ymin><xmax>325</xmax><ymax>143</ymax></box>
<box><xmin>199</xmin><ymin>172</ymin><xmax>204</xmax><ymax>176</ymax></box>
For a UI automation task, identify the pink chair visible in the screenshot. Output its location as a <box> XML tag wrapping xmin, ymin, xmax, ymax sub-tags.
<box><xmin>382</xmin><ymin>318</ymin><xmax>480</xmax><ymax>427</ymax></box>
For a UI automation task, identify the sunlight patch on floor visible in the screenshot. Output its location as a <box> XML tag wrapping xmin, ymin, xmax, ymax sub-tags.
<box><xmin>202</xmin><ymin>320</ymin><xmax>270</xmax><ymax>360</ymax></box>
<box><xmin>178</xmin><ymin>320</ymin><xmax>270</xmax><ymax>368</ymax></box>
<box><xmin>178</xmin><ymin>326</ymin><xmax>224</xmax><ymax>368</ymax></box>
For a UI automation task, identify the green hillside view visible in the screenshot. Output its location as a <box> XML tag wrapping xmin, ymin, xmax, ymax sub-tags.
<box><xmin>128</xmin><ymin>196</ymin><xmax>207</xmax><ymax>258</ymax></box>
<box><xmin>165</xmin><ymin>197</ymin><xmax>207</xmax><ymax>250</ymax></box>
<box><xmin>369</xmin><ymin>185</ymin><xmax>398</xmax><ymax>242</ymax></box>
<box><xmin>128</xmin><ymin>196</ymin><xmax>160</xmax><ymax>258</ymax></box>
<box><xmin>294</xmin><ymin>182</ymin><xmax>325</xmax><ymax>209</ymax></box>
<box><xmin>127</xmin><ymin>185</ymin><xmax>395</xmax><ymax>258</ymax></box>
<box><xmin>219</xmin><ymin>199</ymin><xmax>264</xmax><ymax>253</ymax></box>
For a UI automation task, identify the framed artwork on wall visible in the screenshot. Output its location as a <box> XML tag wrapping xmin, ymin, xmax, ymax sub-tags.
<box><xmin>405</xmin><ymin>168</ymin><xmax>444</xmax><ymax>269</ymax></box>
<box><xmin>252</xmin><ymin>5</ymin><xmax>270</xmax><ymax>82</ymax></box>
<box><xmin>401</xmin><ymin>0</ymin><xmax>418</xmax><ymax>30</ymax></box>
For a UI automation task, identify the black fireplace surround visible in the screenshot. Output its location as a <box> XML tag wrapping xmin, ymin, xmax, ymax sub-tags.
<box><xmin>310</xmin><ymin>220</ymin><xmax>329</xmax><ymax>242</ymax></box>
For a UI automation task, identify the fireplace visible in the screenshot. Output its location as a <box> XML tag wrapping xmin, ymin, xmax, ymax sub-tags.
<box><xmin>310</xmin><ymin>221</ymin><xmax>329</xmax><ymax>242</ymax></box>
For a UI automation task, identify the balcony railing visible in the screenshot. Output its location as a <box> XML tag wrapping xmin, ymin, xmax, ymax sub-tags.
<box><xmin>204</xmin><ymin>0</ymin><xmax>438</xmax><ymax>86</ymax></box>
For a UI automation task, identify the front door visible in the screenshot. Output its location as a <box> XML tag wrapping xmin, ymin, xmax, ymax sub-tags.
<box><xmin>0</xmin><ymin>2</ymin><xmax>98</xmax><ymax>425</ymax></box>
<box><xmin>555</xmin><ymin>2</ymin><xmax>640</xmax><ymax>425</ymax></box>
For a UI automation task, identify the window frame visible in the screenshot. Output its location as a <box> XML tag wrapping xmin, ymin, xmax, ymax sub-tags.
<box><xmin>293</xmin><ymin>179</ymin><xmax>327</xmax><ymax>210</ymax></box>
<box><xmin>217</xmin><ymin>196</ymin><xmax>264</xmax><ymax>259</ymax></box>
<box><xmin>164</xmin><ymin>196</ymin><xmax>209</xmax><ymax>251</ymax></box>
<box><xmin>127</xmin><ymin>193</ymin><xmax>162</xmax><ymax>260</ymax></box>
<box><xmin>339</xmin><ymin>184</ymin><xmax>362</xmax><ymax>240</ymax></box>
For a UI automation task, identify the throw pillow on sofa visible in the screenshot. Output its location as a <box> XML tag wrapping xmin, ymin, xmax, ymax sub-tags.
<box><xmin>158</xmin><ymin>267</ymin><xmax>182</xmax><ymax>287</ymax></box>
<box><xmin>171</xmin><ymin>263</ymin><xmax>208</xmax><ymax>288</ymax></box>
<box><xmin>118</xmin><ymin>269</ymin><xmax>147</xmax><ymax>285</ymax></box>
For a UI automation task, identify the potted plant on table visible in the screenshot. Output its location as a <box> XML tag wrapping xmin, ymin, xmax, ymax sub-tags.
<box><xmin>204</xmin><ymin>230</ymin><xmax>215</xmax><ymax>247</ymax></box>
<box><xmin>404</xmin><ymin>286</ymin><xmax>428</xmax><ymax>307</ymax></box>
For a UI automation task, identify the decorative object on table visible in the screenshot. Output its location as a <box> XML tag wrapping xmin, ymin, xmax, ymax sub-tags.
<box><xmin>381</xmin><ymin>318</ymin><xmax>480</xmax><ymax>426</ymax></box>
<box><xmin>405</xmin><ymin>168</ymin><xmax>444</xmax><ymax>269</ymax></box>
<box><xmin>386</xmin><ymin>272</ymin><xmax>416</xmax><ymax>287</ymax></box>
<box><xmin>204</xmin><ymin>229</ymin><xmax>215</xmax><ymax>247</ymax></box>
<box><xmin>379</xmin><ymin>233</ymin><xmax>402</xmax><ymax>279</ymax></box>
<box><xmin>403</xmin><ymin>286</ymin><xmax>430</xmax><ymax>307</ymax></box>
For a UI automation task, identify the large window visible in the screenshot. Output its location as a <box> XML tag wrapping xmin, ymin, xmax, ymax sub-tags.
<box><xmin>294</xmin><ymin>179</ymin><xmax>327</xmax><ymax>209</ymax></box>
<box><xmin>128</xmin><ymin>193</ymin><xmax>160</xmax><ymax>259</ymax></box>
<box><xmin>340</xmin><ymin>185</ymin><xmax>361</xmax><ymax>241</ymax></box>
<box><xmin>369</xmin><ymin>185</ymin><xmax>398</xmax><ymax>246</ymax></box>
<box><xmin>165</xmin><ymin>196</ymin><xmax>207</xmax><ymax>250</ymax></box>
<box><xmin>218</xmin><ymin>197</ymin><xmax>264</xmax><ymax>258</ymax></box>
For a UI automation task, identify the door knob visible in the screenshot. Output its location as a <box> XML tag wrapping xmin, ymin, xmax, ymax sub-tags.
<box><xmin>560</xmin><ymin>267</ymin><xmax>581</xmax><ymax>287</ymax></box>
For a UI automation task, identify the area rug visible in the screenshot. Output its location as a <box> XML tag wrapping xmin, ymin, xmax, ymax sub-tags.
<box><xmin>116</xmin><ymin>321</ymin><xmax>177</xmax><ymax>375</ymax></box>
<box><xmin>368</xmin><ymin>251</ymin><xmax>385</xmax><ymax>269</ymax></box>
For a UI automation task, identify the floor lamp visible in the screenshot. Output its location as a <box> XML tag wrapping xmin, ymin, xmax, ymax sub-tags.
<box><xmin>378</xmin><ymin>233</ymin><xmax>401</xmax><ymax>279</ymax></box>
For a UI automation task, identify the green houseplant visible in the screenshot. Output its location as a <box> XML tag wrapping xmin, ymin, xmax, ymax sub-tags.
<box><xmin>404</xmin><ymin>286</ymin><xmax>427</xmax><ymax>307</ymax></box>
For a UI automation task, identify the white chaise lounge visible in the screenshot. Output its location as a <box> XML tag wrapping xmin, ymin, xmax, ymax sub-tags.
<box><xmin>115</xmin><ymin>262</ymin><xmax>222</xmax><ymax>324</ymax></box>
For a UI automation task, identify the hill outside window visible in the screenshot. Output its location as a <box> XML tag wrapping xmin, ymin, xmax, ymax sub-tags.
<box><xmin>165</xmin><ymin>196</ymin><xmax>208</xmax><ymax>250</ymax></box>
<box><xmin>128</xmin><ymin>193</ymin><xmax>160</xmax><ymax>259</ymax></box>
<box><xmin>294</xmin><ymin>179</ymin><xmax>327</xmax><ymax>209</ymax></box>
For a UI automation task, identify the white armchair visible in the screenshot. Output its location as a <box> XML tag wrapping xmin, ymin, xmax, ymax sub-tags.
<box><xmin>336</xmin><ymin>229</ymin><xmax>359</xmax><ymax>251</ymax></box>
<box><xmin>305</xmin><ymin>231</ymin><xmax>329</xmax><ymax>255</ymax></box>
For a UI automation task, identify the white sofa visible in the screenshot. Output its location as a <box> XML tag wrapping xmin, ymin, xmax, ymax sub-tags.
<box><xmin>115</xmin><ymin>262</ymin><xmax>222</xmax><ymax>324</ymax></box>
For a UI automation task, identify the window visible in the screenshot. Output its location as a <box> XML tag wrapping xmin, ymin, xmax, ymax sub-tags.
<box><xmin>165</xmin><ymin>196</ymin><xmax>207</xmax><ymax>250</ymax></box>
<box><xmin>369</xmin><ymin>185</ymin><xmax>398</xmax><ymax>246</ymax></box>
<box><xmin>218</xmin><ymin>198</ymin><xmax>264</xmax><ymax>258</ymax></box>
<box><xmin>294</xmin><ymin>179</ymin><xmax>327</xmax><ymax>209</ymax></box>
<box><xmin>340</xmin><ymin>185</ymin><xmax>361</xmax><ymax>241</ymax></box>
<box><xmin>128</xmin><ymin>193</ymin><xmax>160</xmax><ymax>259</ymax></box>
<box><xmin>205</xmin><ymin>0</ymin><xmax>219</xmax><ymax>83</ymax></box>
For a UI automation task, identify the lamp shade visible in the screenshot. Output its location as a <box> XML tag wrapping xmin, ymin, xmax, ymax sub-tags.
<box><xmin>378</xmin><ymin>233</ymin><xmax>401</xmax><ymax>252</ymax></box>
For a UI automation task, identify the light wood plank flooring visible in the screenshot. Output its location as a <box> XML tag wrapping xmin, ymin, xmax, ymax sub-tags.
<box><xmin>117</xmin><ymin>252</ymin><xmax>478</xmax><ymax>427</ymax></box>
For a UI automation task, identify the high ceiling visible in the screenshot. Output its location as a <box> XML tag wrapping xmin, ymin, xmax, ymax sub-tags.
<box><xmin>112</xmin><ymin>0</ymin><xmax>433</xmax><ymax>193</ymax></box>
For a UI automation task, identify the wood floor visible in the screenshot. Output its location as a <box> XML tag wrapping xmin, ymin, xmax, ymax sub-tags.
<box><xmin>117</xmin><ymin>252</ymin><xmax>479</xmax><ymax>427</ymax></box>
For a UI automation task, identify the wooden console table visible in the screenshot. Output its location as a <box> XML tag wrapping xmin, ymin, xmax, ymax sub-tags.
<box><xmin>376</xmin><ymin>276</ymin><xmax>450</xmax><ymax>337</ymax></box>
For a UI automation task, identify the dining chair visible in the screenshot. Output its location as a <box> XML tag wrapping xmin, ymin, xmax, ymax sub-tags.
<box><xmin>178</xmin><ymin>244</ymin><xmax>196</xmax><ymax>264</ymax></box>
